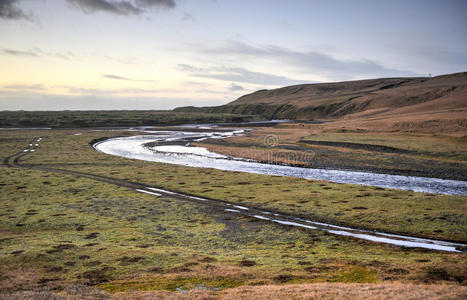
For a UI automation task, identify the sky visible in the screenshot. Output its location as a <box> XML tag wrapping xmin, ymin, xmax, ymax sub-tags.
<box><xmin>0</xmin><ymin>0</ymin><xmax>466</xmax><ymax>110</ymax></box>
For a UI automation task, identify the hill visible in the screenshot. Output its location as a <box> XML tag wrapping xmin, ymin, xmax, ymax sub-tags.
<box><xmin>175</xmin><ymin>72</ymin><xmax>467</xmax><ymax>134</ymax></box>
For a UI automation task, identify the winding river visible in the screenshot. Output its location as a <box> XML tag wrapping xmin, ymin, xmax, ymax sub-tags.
<box><xmin>94</xmin><ymin>127</ymin><xmax>467</xmax><ymax>196</ymax></box>
<box><xmin>92</xmin><ymin>126</ymin><xmax>467</xmax><ymax>252</ymax></box>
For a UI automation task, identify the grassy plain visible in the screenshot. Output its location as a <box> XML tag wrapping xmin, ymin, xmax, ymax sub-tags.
<box><xmin>9</xmin><ymin>129</ymin><xmax>467</xmax><ymax>241</ymax></box>
<box><xmin>0</xmin><ymin>128</ymin><xmax>466</xmax><ymax>297</ymax></box>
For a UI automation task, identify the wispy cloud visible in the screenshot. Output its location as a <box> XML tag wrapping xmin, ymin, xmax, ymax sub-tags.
<box><xmin>1</xmin><ymin>48</ymin><xmax>38</xmax><ymax>57</ymax></box>
<box><xmin>34</xmin><ymin>48</ymin><xmax>76</xmax><ymax>60</ymax></box>
<box><xmin>0</xmin><ymin>94</ymin><xmax>222</xmax><ymax>111</ymax></box>
<box><xmin>66</xmin><ymin>0</ymin><xmax>176</xmax><ymax>16</ymax></box>
<box><xmin>0</xmin><ymin>0</ymin><xmax>32</xmax><ymax>21</ymax></box>
<box><xmin>136</xmin><ymin>0</ymin><xmax>175</xmax><ymax>8</ymax></box>
<box><xmin>205</xmin><ymin>41</ymin><xmax>420</xmax><ymax>81</ymax></box>
<box><xmin>103</xmin><ymin>74</ymin><xmax>133</xmax><ymax>80</ymax></box>
<box><xmin>66</xmin><ymin>86</ymin><xmax>175</xmax><ymax>96</ymax></box>
<box><xmin>394</xmin><ymin>45</ymin><xmax>467</xmax><ymax>75</ymax></box>
<box><xmin>0</xmin><ymin>81</ymin><xmax>240</xmax><ymax>110</ymax></box>
<box><xmin>2</xmin><ymin>84</ymin><xmax>45</xmax><ymax>91</ymax></box>
<box><xmin>228</xmin><ymin>83</ymin><xmax>244</xmax><ymax>91</ymax></box>
<box><xmin>1</xmin><ymin>47</ymin><xmax>139</xmax><ymax>66</ymax></box>
<box><xmin>1</xmin><ymin>47</ymin><xmax>77</xmax><ymax>60</ymax></box>
<box><xmin>182</xmin><ymin>12</ymin><xmax>194</xmax><ymax>22</ymax></box>
<box><xmin>88</xmin><ymin>52</ymin><xmax>138</xmax><ymax>65</ymax></box>
<box><xmin>67</xmin><ymin>0</ymin><xmax>142</xmax><ymax>15</ymax></box>
<box><xmin>179</xmin><ymin>64</ymin><xmax>308</xmax><ymax>86</ymax></box>
<box><xmin>103</xmin><ymin>74</ymin><xmax>156</xmax><ymax>82</ymax></box>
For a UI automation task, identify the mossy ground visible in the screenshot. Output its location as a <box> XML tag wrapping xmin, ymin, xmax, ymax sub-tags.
<box><xmin>0</xmin><ymin>129</ymin><xmax>466</xmax><ymax>294</ymax></box>
<box><xmin>14</xmin><ymin>129</ymin><xmax>465</xmax><ymax>242</ymax></box>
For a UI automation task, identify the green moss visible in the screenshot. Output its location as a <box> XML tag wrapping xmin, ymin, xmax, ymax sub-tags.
<box><xmin>331</xmin><ymin>266</ymin><xmax>378</xmax><ymax>283</ymax></box>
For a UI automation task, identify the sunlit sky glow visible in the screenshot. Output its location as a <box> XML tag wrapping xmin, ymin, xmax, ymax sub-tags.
<box><xmin>1</xmin><ymin>0</ymin><xmax>466</xmax><ymax>110</ymax></box>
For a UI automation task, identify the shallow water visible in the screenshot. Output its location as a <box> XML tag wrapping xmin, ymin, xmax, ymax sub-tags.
<box><xmin>94</xmin><ymin>130</ymin><xmax>467</xmax><ymax>195</ymax></box>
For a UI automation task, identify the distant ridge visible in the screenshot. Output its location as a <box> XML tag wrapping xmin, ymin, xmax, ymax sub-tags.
<box><xmin>175</xmin><ymin>72</ymin><xmax>467</xmax><ymax>120</ymax></box>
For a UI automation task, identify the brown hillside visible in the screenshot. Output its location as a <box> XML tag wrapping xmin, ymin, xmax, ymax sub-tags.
<box><xmin>230</xmin><ymin>72</ymin><xmax>466</xmax><ymax>114</ymax></box>
<box><xmin>175</xmin><ymin>72</ymin><xmax>467</xmax><ymax>134</ymax></box>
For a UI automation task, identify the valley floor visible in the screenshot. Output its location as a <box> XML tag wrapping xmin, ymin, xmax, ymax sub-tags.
<box><xmin>0</xmin><ymin>126</ymin><xmax>465</xmax><ymax>299</ymax></box>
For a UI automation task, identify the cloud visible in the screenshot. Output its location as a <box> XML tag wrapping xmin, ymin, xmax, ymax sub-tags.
<box><xmin>228</xmin><ymin>83</ymin><xmax>244</xmax><ymax>91</ymax></box>
<box><xmin>0</xmin><ymin>0</ymin><xmax>31</xmax><ymax>20</ymax></box>
<box><xmin>179</xmin><ymin>64</ymin><xmax>308</xmax><ymax>86</ymax></box>
<box><xmin>103</xmin><ymin>74</ymin><xmax>133</xmax><ymax>80</ymax></box>
<box><xmin>136</xmin><ymin>0</ymin><xmax>175</xmax><ymax>8</ymax></box>
<box><xmin>1</xmin><ymin>48</ymin><xmax>38</xmax><ymax>57</ymax></box>
<box><xmin>0</xmin><ymin>94</ymin><xmax>223</xmax><ymax>110</ymax></box>
<box><xmin>103</xmin><ymin>74</ymin><xmax>156</xmax><ymax>82</ymax></box>
<box><xmin>67</xmin><ymin>0</ymin><xmax>142</xmax><ymax>15</ymax></box>
<box><xmin>182</xmin><ymin>13</ymin><xmax>194</xmax><ymax>22</ymax></box>
<box><xmin>66</xmin><ymin>0</ymin><xmax>176</xmax><ymax>16</ymax></box>
<box><xmin>206</xmin><ymin>41</ymin><xmax>420</xmax><ymax>80</ymax></box>
<box><xmin>394</xmin><ymin>45</ymin><xmax>467</xmax><ymax>75</ymax></box>
<box><xmin>0</xmin><ymin>81</ymin><xmax>234</xmax><ymax>110</ymax></box>
<box><xmin>2</xmin><ymin>84</ymin><xmax>45</xmax><ymax>91</ymax></box>
<box><xmin>2</xmin><ymin>47</ymin><xmax>140</xmax><ymax>66</ymax></box>
<box><xmin>33</xmin><ymin>48</ymin><xmax>75</xmax><ymax>60</ymax></box>
<box><xmin>66</xmin><ymin>85</ymin><xmax>174</xmax><ymax>96</ymax></box>
<box><xmin>1</xmin><ymin>47</ymin><xmax>77</xmax><ymax>61</ymax></box>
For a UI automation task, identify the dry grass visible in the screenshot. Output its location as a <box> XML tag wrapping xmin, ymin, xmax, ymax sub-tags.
<box><xmin>226</xmin><ymin>72</ymin><xmax>467</xmax><ymax>136</ymax></box>
<box><xmin>330</xmin><ymin>112</ymin><xmax>467</xmax><ymax>136</ymax></box>
<box><xmin>0</xmin><ymin>268</ymin><xmax>47</xmax><ymax>292</ymax></box>
<box><xmin>3</xmin><ymin>283</ymin><xmax>465</xmax><ymax>300</ymax></box>
<box><xmin>180</xmin><ymin>283</ymin><xmax>467</xmax><ymax>300</ymax></box>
